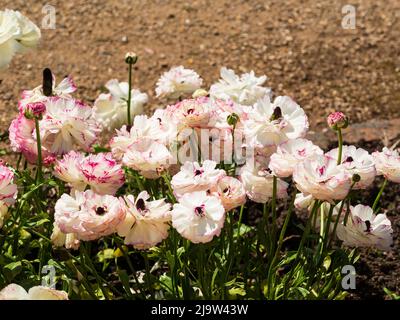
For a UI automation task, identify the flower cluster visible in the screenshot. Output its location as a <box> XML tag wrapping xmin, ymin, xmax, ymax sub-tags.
<box><xmin>0</xmin><ymin>164</ymin><xmax>18</xmax><ymax>228</ymax></box>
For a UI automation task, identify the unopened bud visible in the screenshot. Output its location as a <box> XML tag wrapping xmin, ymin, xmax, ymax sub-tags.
<box><xmin>125</xmin><ymin>52</ymin><xmax>138</xmax><ymax>64</ymax></box>
<box><xmin>42</xmin><ymin>68</ymin><xmax>53</xmax><ymax>97</ymax></box>
<box><xmin>352</xmin><ymin>173</ymin><xmax>361</xmax><ymax>183</ymax></box>
<box><xmin>227</xmin><ymin>113</ymin><xmax>239</xmax><ymax>126</ymax></box>
<box><xmin>24</xmin><ymin>102</ymin><xmax>46</xmax><ymax>119</ymax></box>
<box><xmin>327</xmin><ymin>112</ymin><xmax>349</xmax><ymax>131</ymax></box>
<box><xmin>192</xmin><ymin>89</ymin><xmax>209</xmax><ymax>98</ymax></box>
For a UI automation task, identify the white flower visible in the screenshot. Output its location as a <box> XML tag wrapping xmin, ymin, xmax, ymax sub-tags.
<box><xmin>210</xmin><ymin>176</ymin><xmax>246</xmax><ymax>211</ymax></box>
<box><xmin>239</xmin><ymin>161</ymin><xmax>288</xmax><ymax>203</ymax></box>
<box><xmin>372</xmin><ymin>147</ymin><xmax>400</xmax><ymax>183</ymax></box>
<box><xmin>156</xmin><ymin>66</ymin><xmax>203</xmax><ymax>99</ymax></box>
<box><xmin>0</xmin><ymin>164</ymin><xmax>18</xmax><ymax>206</ymax></box>
<box><xmin>93</xmin><ymin>79</ymin><xmax>148</xmax><ymax>131</ymax></box>
<box><xmin>327</xmin><ymin>145</ymin><xmax>376</xmax><ymax>189</ymax></box>
<box><xmin>210</xmin><ymin>67</ymin><xmax>271</xmax><ymax>105</ymax></box>
<box><xmin>293</xmin><ymin>154</ymin><xmax>352</xmax><ymax>202</ymax></box>
<box><xmin>0</xmin><ymin>201</ymin><xmax>9</xmax><ymax>229</ymax></box>
<box><xmin>171</xmin><ymin>160</ymin><xmax>225</xmax><ymax>197</ymax></box>
<box><xmin>53</xmin><ymin>151</ymin><xmax>86</xmax><ymax>191</ymax></box>
<box><xmin>171</xmin><ymin>191</ymin><xmax>225</xmax><ymax>243</ymax></box>
<box><xmin>336</xmin><ymin>204</ymin><xmax>393</xmax><ymax>251</ymax></box>
<box><xmin>54</xmin><ymin>190</ymin><xmax>126</xmax><ymax>241</ymax></box>
<box><xmin>117</xmin><ymin>192</ymin><xmax>171</xmax><ymax>249</ymax></box>
<box><xmin>269</xmin><ymin>138</ymin><xmax>323</xmax><ymax>177</ymax></box>
<box><xmin>50</xmin><ymin>223</ymin><xmax>80</xmax><ymax>250</ymax></box>
<box><xmin>244</xmin><ymin>96</ymin><xmax>309</xmax><ymax>147</ymax></box>
<box><xmin>122</xmin><ymin>138</ymin><xmax>173</xmax><ymax>177</ymax></box>
<box><xmin>0</xmin><ymin>9</ymin><xmax>40</xmax><ymax>70</ymax></box>
<box><xmin>0</xmin><ymin>284</ymin><xmax>68</xmax><ymax>300</ymax></box>
<box><xmin>39</xmin><ymin>97</ymin><xmax>101</xmax><ymax>155</ymax></box>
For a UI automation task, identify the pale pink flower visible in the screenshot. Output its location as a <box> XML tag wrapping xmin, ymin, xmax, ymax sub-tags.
<box><xmin>210</xmin><ymin>176</ymin><xmax>246</xmax><ymax>211</ymax></box>
<box><xmin>171</xmin><ymin>160</ymin><xmax>226</xmax><ymax>197</ymax></box>
<box><xmin>39</xmin><ymin>97</ymin><xmax>100</xmax><ymax>155</ymax></box>
<box><xmin>327</xmin><ymin>145</ymin><xmax>376</xmax><ymax>189</ymax></box>
<box><xmin>50</xmin><ymin>223</ymin><xmax>80</xmax><ymax>250</ymax></box>
<box><xmin>239</xmin><ymin>161</ymin><xmax>288</xmax><ymax>203</ymax></box>
<box><xmin>0</xmin><ymin>164</ymin><xmax>17</xmax><ymax>206</ymax></box>
<box><xmin>171</xmin><ymin>191</ymin><xmax>225</xmax><ymax>243</ymax></box>
<box><xmin>156</xmin><ymin>66</ymin><xmax>203</xmax><ymax>99</ymax></box>
<box><xmin>0</xmin><ymin>284</ymin><xmax>68</xmax><ymax>300</ymax></box>
<box><xmin>53</xmin><ymin>151</ymin><xmax>86</xmax><ymax>191</ymax></box>
<box><xmin>0</xmin><ymin>201</ymin><xmax>9</xmax><ymax>229</ymax></box>
<box><xmin>372</xmin><ymin>147</ymin><xmax>400</xmax><ymax>183</ymax></box>
<box><xmin>244</xmin><ymin>96</ymin><xmax>309</xmax><ymax>147</ymax></box>
<box><xmin>293</xmin><ymin>154</ymin><xmax>352</xmax><ymax>202</ymax></box>
<box><xmin>117</xmin><ymin>192</ymin><xmax>171</xmax><ymax>249</ymax></box>
<box><xmin>269</xmin><ymin>138</ymin><xmax>323</xmax><ymax>178</ymax></box>
<box><xmin>327</xmin><ymin>112</ymin><xmax>348</xmax><ymax>130</ymax></box>
<box><xmin>336</xmin><ymin>204</ymin><xmax>393</xmax><ymax>251</ymax></box>
<box><xmin>54</xmin><ymin>190</ymin><xmax>126</xmax><ymax>241</ymax></box>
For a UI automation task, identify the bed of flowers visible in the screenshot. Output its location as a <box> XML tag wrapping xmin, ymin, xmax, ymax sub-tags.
<box><xmin>0</xmin><ymin>9</ymin><xmax>397</xmax><ymax>300</ymax></box>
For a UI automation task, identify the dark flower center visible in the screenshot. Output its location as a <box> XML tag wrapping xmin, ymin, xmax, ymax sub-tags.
<box><xmin>187</xmin><ymin>108</ymin><xmax>195</xmax><ymax>114</ymax></box>
<box><xmin>194</xmin><ymin>205</ymin><xmax>205</xmax><ymax>217</ymax></box>
<box><xmin>270</xmin><ymin>106</ymin><xmax>282</xmax><ymax>121</ymax></box>
<box><xmin>194</xmin><ymin>169</ymin><xmax>203</xmax><ymax>176</ymax></box>
<box><xmin>136</xmin><ymin>198</ymin><xmax>146</xmax><ymax>212</ymax></box>
<box><xmin>365</xmin><ymin>220</ymin><xmax>371</xmax><ymax>232</ymax></box>
<box><xmin>345</xmin><ymin>156</ymin><xmax>354</xmax><ymax>163</ymax></box>
<box><xmin>96</xmin><ymin>207</ymin><xmax>106</xmax><ymax>215</ymax></box>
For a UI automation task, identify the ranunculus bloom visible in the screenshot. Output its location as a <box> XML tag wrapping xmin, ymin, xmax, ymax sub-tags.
<box><xmin>210</xmin><ymin>67</ymin><xmax>271</xmax><ymax>106</ymax></box>
<box><xmin>171</xmin><ymin>191</ymin><xmax>225</xmax><ymax>243</ymax></box>
<box><xmin>0</xmin><ymin>9</ymin><xmax>41</xmax><ymax>70</ymax></box>
<box><xmin>54</xmin><ymin>190</ymin><xmax>126</xmax><ymax>241</ymax></box>
<box><xmin>50</xmin><ymin>223</ymin><xmax>80</xmax><ymax>250</ymax></box>
<box><xmin>54</xmin><ymin>151</ymin><xmax>125</xmax><ymax>195</ymax></box>
<box><xmin>244</xmin><ymin>96</ymin><xmax>309</xmax><ymax>148</ymax></box>
<box><xmin>0</xmin><ymin>284</ymin><xmax>68</xmax><ymax>300</ymax></box>
<box><xmin>336</xmin><ymin>204</ymin><xmax>393</xmax><ymax>251</ymax></box>
<box><xmin>210</xmin><ymin>176</ymin><xmax>246</xmax><ymax>211</ymax></box>
<box><xmin>171</xmin><ymin>160</ymin><xmax>225</xmax><ymax>197</ymax></box>
<box><xmin>117</xmin><ymin>191</ymin><xmax>171</xmax><ymax>249</ymax></box>
<box><xmin>293</xmin><ymin>154</ymin><xmax>352</xmax><ymax>202</ymax></box>
<box><xmin>0</xmin><ymin>201</ymin><xmax>9</xmax><ymax>229</ymax></box>
<box><xmin>93</xmin><ymin>79</ymin><xmax>148</xmax><ymax>131</ymax></box>
<box><xmin>372</xmin><ymin>147</ymin><xmax>400</xmax><ymax>183</ymax></box>
<box><xmin>269</xmin><ymin>138</ymin><xmax>323</xmax><ymax>178</ymax></box>
<box><xmin>327</xmin><ymin>111</ymin><xmax>348</xmax><ymax>130</ymax></box>
<box><xmin>156</xmin><ymin>66</ymin><xmax>203</xmax><ymax>99</ymax></box>
<box><xmin>327</xmin><ymin>145</ymin><xmax>376</xmax><ymax>189</ymax></box>
<box><xmin>0</xmin><ymin>164</ymin><xmax>17</xmax><ymax>206</ymax></box>
<box><xmin>239</xmin><ymin>161</ymin><xmax>288</xmax><ymax>203</ymax></box>
<box><xmin>39</xmin><ymin>97</ymin><xmax>101</xmax><ymax>155</ymax></box>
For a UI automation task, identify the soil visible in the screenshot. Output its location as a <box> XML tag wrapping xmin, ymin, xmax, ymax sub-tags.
<box><xmin>0</xmin><ymin>0</ymin><xmax>399</xmax><ymax>299</ymax></box>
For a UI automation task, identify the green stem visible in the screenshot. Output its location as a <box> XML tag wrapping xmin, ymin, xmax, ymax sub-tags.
<box><xmin>337</xmin><ymin>129</ymin><xmax>343</xmax><ymax>165</ymax></box>
<box><xmin>372</xmin><ymin>179</ymin><xmax>387</xmax><ymax>211</ymax></box>
<box><xmin>127</xmin><ymin>62</ymin><xmax>133</xmax><ymax>126</ymax></box>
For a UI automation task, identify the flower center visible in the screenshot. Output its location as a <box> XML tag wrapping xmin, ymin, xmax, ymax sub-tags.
<box><xmin>194</xmin><ymin>169</ymin><xmax>203</xmax><ymax>176</ymax></box>
<box><xmin>194</xmin><ymin>205</ymin><xmax>206</xmax><ymax>217</ymax></box>
<box><xmin>96</xmin><ymin>207</ymin><xmax>106</xmax><ymax>215</ymax></box>
<box><xmin>345</xmin><ymin>156</ymin><xmax>354</xmax><ymax>163</ymax></box>
<box><xmin>365</xmin><ymin>220</ymin><xmax>371</xmax><ymax>232</ymax></box>
<box><xmin>318</xmin><ymin>166</ymin><xmax>326</xmax><ymax>176</ymax></box>
<box><xmin>136</xmin><ymin>198</ymin><xmax>146</xmax><ymax>212</ymax></box>
<box><xmin>270</xmin><ymin>106</ymin><xmax>282</xmax><ymax>121</ymax></box>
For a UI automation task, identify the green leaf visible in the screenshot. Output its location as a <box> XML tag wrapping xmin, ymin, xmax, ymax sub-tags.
<box><xmin>4</xmin><ymin>261</ymin><xmax>22</xmax><ymax>281</ymax></box>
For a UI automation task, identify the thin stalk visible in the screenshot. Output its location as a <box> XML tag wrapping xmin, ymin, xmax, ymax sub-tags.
<box><xmin>337</xmin><ymin>129</ymin><xmax>343</xmax><ymax>165</ymax></box>
<box><xmin>372</xmin><ymin>179</ymin><xmax>387</xmax><ymax>211</ymax></box>
<box><xmin>127</xmin><ymin>62</ymin><xmax>133</xmax><ymax>126</ymax></box>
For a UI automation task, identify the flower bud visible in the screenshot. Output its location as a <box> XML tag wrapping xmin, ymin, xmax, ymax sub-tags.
<box><xmin>192</xmin><ymin>89</ymin><xmax>209</xmax><ymax>98</ymax></box>
<box><xmin>227</xmin><ymin>113</ymin><xmax>239</xmax><ymax>126</ymax></box>
<box><xmin>125</xmin><ymin>52</ymin><xmax>138</xmax><ymax>64</ymax></box>
<box><xmin>24</xmin><ymin>102</ymin><xmax>46</xmax><ymax>119</ymax></box>
<box><xmin>327</xmin><ymin>112</ymin><xmax>349</xmax><ymax>131</ymax></box>
<box><xmin>352</xmin><ymin>173</ymin><xmax>361</xmax><ymax>183</ymax></box>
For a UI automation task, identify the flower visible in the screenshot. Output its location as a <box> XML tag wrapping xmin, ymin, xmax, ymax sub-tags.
<box><xmin>239</xmin><ymin>161</ymin><xmax>288</xmax><ymax>203</ymax></box>
<box><xmin>244</xmin><ymin>96</ymin><xmax>309</xmax><ymax>148</ymax></box>
<box><xmin>156</xmin><ymin>66</ymin><xmax>203</xmax><ymax>99</ymax></box>
<box><xmin>327</xmin><ymin>145</ymin><xmax>376</xmax><ymax>189</ymax></box>
<box><xmin>171</xmin><ymin>191</ymin><xmax>225</xmax><ymax>243</ymax></box>
<box><xmin>54</xmin><ymin>151</ymin><xmax>125</xmax><ymax>195</ymax></box>
<box><xmin>122</xmin><ymin>138</ymin><xmax>173</xmax><ymax>178</ymax></box>
<box><xmin>50</xmin><ymin>223</ymin><xmax>80</xmax><ymax>250</ymax></box>
<box><xmin>171</xmin><ymin>160</ymin><xmax>225</xmax><ymax>197</ymax></box>
<box><xmin>117</xmin><ymin>192</ymin><xmax>171</xmax><ymax>249</ymax></box>
<box><xmin>327</xmin><ymin>112</ymin><xmax>348</xmax><ymax>130</ymax></box>
<box><xmin>0</xmin><ymin>202</ymin><xmax>9</xmax><ymax>229</ymax></box>
<box><xmin>0</xmin><ymin>164</ymin><xmax>17</xmax><ymax>206</ymax></box>
<box><xmin>269</xmin><ymin>138</ymin><xmax>323</xmax><ymax>177</ymax></box>
<box><xmin>210</xmin><ymin>176</ymin><xmax>246</xmax><ymax>211</ymax></box>
<box><xmin>93</xmin><ymin>79</ymin><xmax>148</xmax><ymax>131</ymax></box>
<box><xmin>372</xmin><ymin>147</ymin><xmax>400</xmax><ymax>183</ymax></box>
<box><xmin>54</xmin><ymin>190</ymin><xmax>126</xmax><ymax>241</ymax></box>
<box><xmin>293</xmin><ymin>154</ymin><xmax>352</xmax><ymax>202</ymax></box>
<box><xmin>0</xmin><ymin>284</ymin><xmax>68</xmax><ymax>300</ymax></box>
<box><xmin>210</xmin><ymin>67</ymin><xmax>271</xmax><ymax>105</ymax></box>
<box><xmin>336</xmin><ymin>204</ymin><xmax>393</xmax><ymax>251</ymax></box>
<box><xmin>39</xmin><ymin>97</ymin><xmax>100</xmax><ymax>154</ymax></box>
<box><xmin>23</xmin><ymin>101</ymin><xmax>46</xmax><ymax>118</ymax></box>
<box><xmin>8</xmin><ymin>114</ymin><xmax>54</xmax><ymax>164</ymax></box>
<box><xmin>0</xmin><ymin>9</ymin><xmax>41</xmax><ymax>70</ymax></box>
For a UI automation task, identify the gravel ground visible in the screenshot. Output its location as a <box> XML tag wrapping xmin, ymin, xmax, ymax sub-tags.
<box><xmin>1</xmin><ymin>0</ymin><xmax>400</xmax><ymax>131</ymax></box>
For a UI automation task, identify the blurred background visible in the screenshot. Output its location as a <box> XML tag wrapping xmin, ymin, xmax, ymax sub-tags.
<box><xmin>1</xmin><ymin>0</ymin><xmax>399</xmax><ymax>135</ymax></box>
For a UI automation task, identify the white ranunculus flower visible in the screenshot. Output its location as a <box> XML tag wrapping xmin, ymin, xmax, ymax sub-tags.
<box><xmin>244</xmin><ymin>96</ymin><xmax>308</xmax><ymax>148</ymax></box>
<box><xmin>93</xmin><ymin>79</ymin><xmax>148</xmax><ymax>131</ymax></box>
<box><xmin>269</xmin><ymin>138</ymin><xmax>323</xmax><ymax>178</ymax></box>
<box><xmin>327</xmin><ymin>145</ymin><xmax>376</xmax><ymax>189</ymax></box>
<box><xmin>210</xmin><ymin>176</ymin><xmax>246</xmax><ymax>211</ymax></box>
<box><xmin>0</xmin><ymin>284</ymin><xmax>68</xmax><ymax>300</ymax></box>
<box><xmin>239</xmin><ymin>161</ymin><xmax>288</xmax><ymax>203</ymax></box>
<box><xmin>0</xmin><ymin>9</ymin><xmax>40</xmax><ymax>70</ymax></box>
<box><xmin>171</xmin><ymin>191</ymin><xmax>225</xmax><ymax>243</ymax></box>
<box><xmin>171</xmin><ymin>160</ymin><xmax>226</xmax><ymax>197</ymax></box>
<box><xmin>117</xmin><ymin>192</ymin><xmax>171</xmax><ymax>249</ymax></box>
<box><xmin>210</xmin><ymin>67</ymin><xmax>271</xmax><ymax>105</ymax></box>
<box><xmin>156</xmin><ymin>66</ymin><xmax>203</xmax><ymax>99</ymax></box>
<box><xmin>372</xmin><ymin>147</ymin><xmax>400</xmax><ymax>183</ymax></box>
<box><xmin>293</xmin><ymin>154</ymin><xmax>352</xmax><ymax>202</ymax></box>
<box><xmin>336</xmin><ymin>204</ymin><xmax>393</xmax><ymax>251</ymax></box>
<box><xmin>50</xmin><ymin>223</ymin><xmax>80</xmax><ymax>250</ymax></box>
